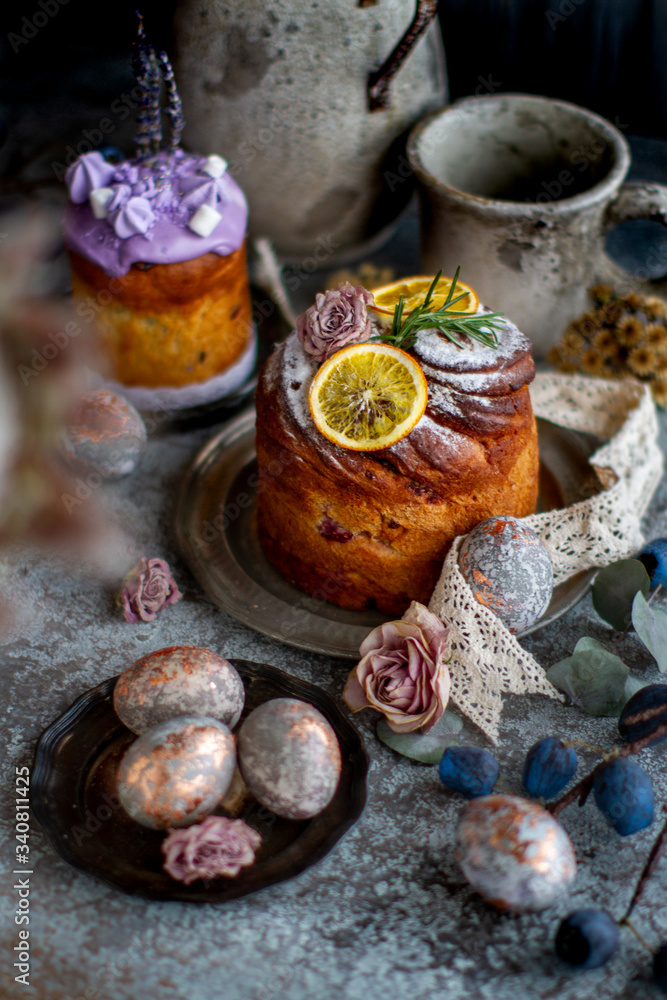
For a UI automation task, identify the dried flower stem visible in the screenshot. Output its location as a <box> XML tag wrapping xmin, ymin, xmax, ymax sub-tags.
<box><xmin>547</xmin><ymin>718</ymin><xmax>667</xmax><ymax>817</ymax></box>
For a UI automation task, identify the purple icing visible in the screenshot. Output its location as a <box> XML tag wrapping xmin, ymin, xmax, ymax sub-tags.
<box><xmin>66</xmin><ymin>152</ymin><xmax>117</xmax><ymax>204</ymax></box>
<box><xmin>180</xmin><ymin>177</ymin><xmax>224</xmax><ymax>211</ymax></box>
<box><xmin>63</xmin><ymin>149</ymin><xmax>248</xmax><ymax>277</ymax></box>
<box><xmin>108</xmin><ymin>184</ymin><xmax>132</xmax><ymax>212</ymax></box>
<box><xmin>111</xmin><ymin>196</ymin><xmax>155</xmax><ymax>238</ymax></box>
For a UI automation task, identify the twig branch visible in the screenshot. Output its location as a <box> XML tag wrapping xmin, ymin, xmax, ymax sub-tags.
<box><xmin>623</xmin><ymin>809</ymin><xmax>667</xmax><ymax>921</ymax></box>
<box><xmin>547</xmin><ymin>719</ymin><xmax>667</xmax><ymax>817</ymax></box>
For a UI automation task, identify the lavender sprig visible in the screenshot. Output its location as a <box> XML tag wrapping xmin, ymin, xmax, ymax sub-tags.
<box><xmin>133</xmin><ymin>12</ymin><xmax>162</xmax><ymax>157</ymax></box>
<box><xmin>158</xmin><ymin>50</ymin><xmax>185</xmax><ymax>151</ymax></box>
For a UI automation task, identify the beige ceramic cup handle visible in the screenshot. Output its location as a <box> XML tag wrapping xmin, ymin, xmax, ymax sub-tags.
<box><xmin>603</xmin><ymin>182</ymin><xmax>667</xmax><ymax>295</ymax></box>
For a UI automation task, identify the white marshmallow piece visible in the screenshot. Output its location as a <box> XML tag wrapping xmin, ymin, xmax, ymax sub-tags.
<box><xmin>89</xmin><ymin>187</ymin><xmax>114</xmax><ymax>220</ymax></box>
<box><xmin>202</xmin><ymin>155</ymin><xmax>228</xmax><ymax>179</ymax></box>
<box><xmin>188</xmin><ymin>204</ymin><xmax>222</xmax><ymax>238</ymax></box>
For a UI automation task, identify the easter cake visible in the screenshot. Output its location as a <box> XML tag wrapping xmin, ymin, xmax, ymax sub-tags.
<box><xmin>62</xmin><ymin>22</ymin><xmax>254</xmax><ymax>398</ymax></box>
<box><xmin>255</xmin><ymin>277</ymin><xmax>539</xmax><ymax>615</ymax></box>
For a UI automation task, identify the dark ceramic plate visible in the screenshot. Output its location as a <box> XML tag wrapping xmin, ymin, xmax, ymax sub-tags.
<box><xmin>174</xmin><ymin>410</ymin><xmax>603</xmax><ymax>657</ymax></box>
<box><xmin>32</xmin><ymin>660</ymin><xmax>368</xmax><ymax>902</ymax></box>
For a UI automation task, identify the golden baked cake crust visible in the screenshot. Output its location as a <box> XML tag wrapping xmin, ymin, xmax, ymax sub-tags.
<box><xmin>256</xmin><ymin>316</ymin><xmax>539</xmax><ymax>615</ymax></box>
<box><xmin>70</xmin><ymin>243</ymin><xmax>253</xmax><ymax>389</ymax></box>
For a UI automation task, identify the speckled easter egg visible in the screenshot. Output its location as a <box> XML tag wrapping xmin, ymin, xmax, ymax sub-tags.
<box><xmin>458</xmin><ymin>515</ymin><xmax>553</xmax><ymax>633</ymax></box>
<box><xmin>238</xmin><ymin>699</ymin><xmax>342</xmax><ymax>819</ymax></box>
<box><xmin>114</xmin><ymin>645</ymin><xmax>245</xmax><ymax>734</ymax></box>
<box><xmin>117</xmin><ymin>715</ymin><xmax>236</xmax><ymax>829</ymax></box>
<box><xmin>455</xmin><ymin>794</ymin><xmax>576</xmax><ymax>912</ymax></box>
<box><xmin>59</xmin><ymin>388</ymin><xmax>146</xmax><ymax>480</ymax></box>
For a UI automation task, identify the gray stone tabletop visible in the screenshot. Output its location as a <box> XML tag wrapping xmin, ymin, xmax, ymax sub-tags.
<box><xmin>1</xmin><ymin>391</ymin><xmax>667</xmax><ymax>1000</ymax></box>
<box><xmin>1</xmin><ymin>134</ymin><xmax>667</xmax><ymax>1000</ymax></box>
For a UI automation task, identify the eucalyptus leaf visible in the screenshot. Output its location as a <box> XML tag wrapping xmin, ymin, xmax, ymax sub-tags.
<box><xmin>632</xmin><ymin>591</ymin><xmax>667</xmax><ymax>672</ymax></box>
<box><xmin>592</xmin><ymin>559</ymin><xmax>650</xmax><ymax>631</ymax></box>
<box><xmin>376</xmin><ymin>710</ymin><xmax>463</xmax><ymax>764</ymax></box>
<box><xmin>624</xmin><ymin>675</ymin><xmax>648</xmax><ymax>702</ymax></box>
<box><xmin>546</xmin><ymin>637</ymin><xmax>629</xmax><ymax>716</ymax></box>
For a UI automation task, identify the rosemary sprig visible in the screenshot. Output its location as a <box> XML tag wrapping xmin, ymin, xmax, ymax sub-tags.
<box><xmin>374</xmin><ymin>267</ymin><xmax>504</xmax><ymax>352</ymax></box>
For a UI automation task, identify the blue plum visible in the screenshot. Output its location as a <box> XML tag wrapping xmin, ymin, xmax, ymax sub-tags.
<box><xmin>593</xmin><ymin>757</ymin><xmax>654</xmax><ymax>835</ymax></box>
<box><xmin>555</xmin><ymin>909</ymin><xmax>620</xmax><ymax>969</ymax></box>
<box><xmin>522</xmin><ymin>738</ymin><xmax>577</xmax><ymax>799</ymax></box>
<box><xmin>637</xmin><ymin>538</ymin><xmax>667</xmax><ymax>588</ymax></box>
<box><xmin>654</xmin><ymin>943</ymin><xmax>667</xmax><ymax>994</ymax></box>
<box><xmin>438</xmin><ymin>747</ymin><xmax>499</xmax><ymax>799</ymax></box>
<box><xmin>618</xmin><ymin>684</ymin><xmax>667</xmax><ymax>746</ymax></box>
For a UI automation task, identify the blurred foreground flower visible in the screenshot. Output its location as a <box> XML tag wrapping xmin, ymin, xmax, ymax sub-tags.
<box><xmin>0</xmin><ymin>211</ymin><xmax>96</xmax><ymax>548</ymax></box>
<box><xmin>343</xmin><ymin>601</ymin><xmax>451</xmax><ymax>733</ymax></box>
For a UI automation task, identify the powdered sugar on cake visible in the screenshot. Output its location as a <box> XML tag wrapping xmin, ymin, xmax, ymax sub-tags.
<box><xmin>267</xmin><ymin>315</ymin><xmax>535</xmax><ymax>471</ymax></box>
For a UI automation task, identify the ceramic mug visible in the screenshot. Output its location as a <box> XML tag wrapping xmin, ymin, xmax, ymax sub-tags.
<box><xmin>407</xmin><ymin>94</ymin><xmax>667</xmax><ymax>356</ymax></box>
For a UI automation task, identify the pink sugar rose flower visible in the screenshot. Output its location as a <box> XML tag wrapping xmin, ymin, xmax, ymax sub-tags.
<box><xmin>343</xmin><ymin>601</ymin><xmax>451</xmax><ymax>733</ymax></box>
<box><xmin>119</xmin><ymin>557</ymin><xmax>182</xmax><ymax>623</ymax></box>
<box><xmin>162</xmin><ymin>816</ymin><xmax>262</xmax><ymax>884</ymax></box>
<box><xmin>296</xmin><ymin>282</ymin><xmax>375</xmax><ymax>362</ymax></box>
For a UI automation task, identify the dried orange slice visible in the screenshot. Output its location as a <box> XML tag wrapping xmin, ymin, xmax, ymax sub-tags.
<box><xmin>308</xmin><ymin>343</ymin><xmax>428</xmax><ymax>451</ymax></box>
<box><xmin>371</xmin><ymin>274</ymin><xmax>479</xmax><ymax>317</ymax></box>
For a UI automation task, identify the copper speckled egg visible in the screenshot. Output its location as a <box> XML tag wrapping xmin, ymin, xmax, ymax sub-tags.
<box><xmin>238</xmin><ymin>699</ymin><xmax>342</xmax><ymax>819</ymax></box>
<box><xmin>117</xmin><ymin>715</ymin><xmax>236</xmax><ymax>829</ymax></box>
<box><xmin>458</xmin><ymin>516</ymin><xmax>553</xmax><ymax>633</ymax></box>
<box><xmin>59</xmin><ymin>388</ymin><xmax>146</xmax><ymax>480</ymax></box>
<box><xmin>455</xmin><ymin>794</ymin><xmax>577</xmax><ymax>912</ymax></box>
<box><xmin>114</xmin><ymin>645</ymin><xmax>245</xmax><ymax>734</ymax></box>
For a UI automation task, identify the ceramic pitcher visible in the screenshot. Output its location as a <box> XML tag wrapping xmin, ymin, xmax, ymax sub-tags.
<box><xmin>173</xmin><ymin>0</ymin><xmax>447</xmax><ymax>260</ymax></box>
<box><xmin>408</xmin><ymin>94</ymin><xmax>667</xmax><ymax>357</ymax></box>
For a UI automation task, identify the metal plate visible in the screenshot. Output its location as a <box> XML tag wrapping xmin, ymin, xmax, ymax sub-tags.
<box><xmin>174</xmin><ymin>411</ymin><xmax>602</xmax><ymax>658</ymax></box>
<box><xmin>31</xmin><ymin>660</ymin><xmax>368</xmax><ymax>902</ymax></box>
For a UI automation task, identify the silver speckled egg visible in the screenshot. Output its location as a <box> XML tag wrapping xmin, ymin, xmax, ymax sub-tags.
<box><xmin>114</xmin><ymin>645</ymin><xmax>245</xmax><ymax>734</ymax></box>
<box><xmin>117</xmin><ymin>715</ymin><xmax>236</xmax><ymax>829</ymax></box>
<box><xmin>458</xmin><ymin>515</ymin><xmax>553</xmax><ymax>633</ymax></box>
<box><xmin>455</xmin><ymin>794</ymin><xmax>577</xmax><ymax>912</ymax></box>
<box><xmin>59</xmin><ymin>388</ymin><xmax>146</xmax><ymax>480</ymax></box>
<box><xmin>238</xmin><ymin>698</ymin><xmax>342</xmax><ymax>819</ymax></box>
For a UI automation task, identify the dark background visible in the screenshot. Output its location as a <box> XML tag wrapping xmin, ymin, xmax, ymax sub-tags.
<box><xmin>1</xmin><ymin>0</ymin><xmax>666</xmax><ymax>183</ymax></box>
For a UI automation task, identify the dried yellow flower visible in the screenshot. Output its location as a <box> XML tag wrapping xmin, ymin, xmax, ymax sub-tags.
<box><xmin>579</xmin><ymin>348</ymin><xmax>609</xmax><ymax>376</ymax></box>
<box><xmin>651</xmin><ymin>378</ymin><xmax>667</xmax><ymax>408</ymax></box>
<box><xmin>622</xmin><ymin>293</ymin><xmax>644</xmax><ymax>312</ymax></box>
<box><xmin>592</xmin><ymin>329</ymin><xmax>619</xmax><ymax>356</ymax></box>
<box><xmin>644</xmin><ymin>297</ymin><xmax>667</xmax><ymax>321</ymax></box>
<box><xmin>329</xmin><ymin>263</ymin><xmax>395</xmax><ymax>292</ymax></box>
<box><xmin>617</xmin><ymin>316</ymin><xmax>644</xmax><ymax>348</ymax></box>
<box><xmin>599</xmin><ymin>300</ymin><xmax>623</xmax><ymax>326</ymax></box>
<box><xmin>628</xmin><ymin>345</ymin><xmax>658</xmax><ymax>377</ymax></box>
<box><xmin>561</xmin><ymin>328</ymin><xmax>585</xmax><ymax>353</ymax></box>
<box><xmin>554</xmin><ymin>360</ymin><xmax>580</xmax><ymax>375</ymax></box>
<box><xmin>645</xmin><ymin>323</ymin><xmax>667</xmax><ymax>353</ymax></box>
<box><xmin>589</xmin><ymin>283</ymin><xmax>613</xmax><ymax>305</ymax></box>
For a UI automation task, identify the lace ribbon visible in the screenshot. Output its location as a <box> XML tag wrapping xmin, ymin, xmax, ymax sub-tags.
<box><xmin>428</xmin><ymin>373</ymin><xmax>664</xmax><ymax>743</ymax></box>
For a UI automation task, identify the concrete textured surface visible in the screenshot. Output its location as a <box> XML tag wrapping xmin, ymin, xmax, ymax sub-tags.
<box><xmin>1</xmin><ymin>405</ymin><xmax>667</xmax><ymax>1000</ymax></box>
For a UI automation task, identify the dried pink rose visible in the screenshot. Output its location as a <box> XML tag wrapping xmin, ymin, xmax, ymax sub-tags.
<box><xmin>162</xmin><ymin>816</ymin><xmax>262</xmax><ymax>884</ymax></box>
<box><xmin>296</xmin><ymin>282</ymin><xmax>374</xmax><ymax>362</ymax></box>
<box><xmin>119</xmin><ymin>557</ymin><xmax>182</xmax><ymax>623</ymax></box>
<box><xmin>343</xmin><ymin>601</ymin><xmax>451</xmax><ymax>733</ymax></box>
